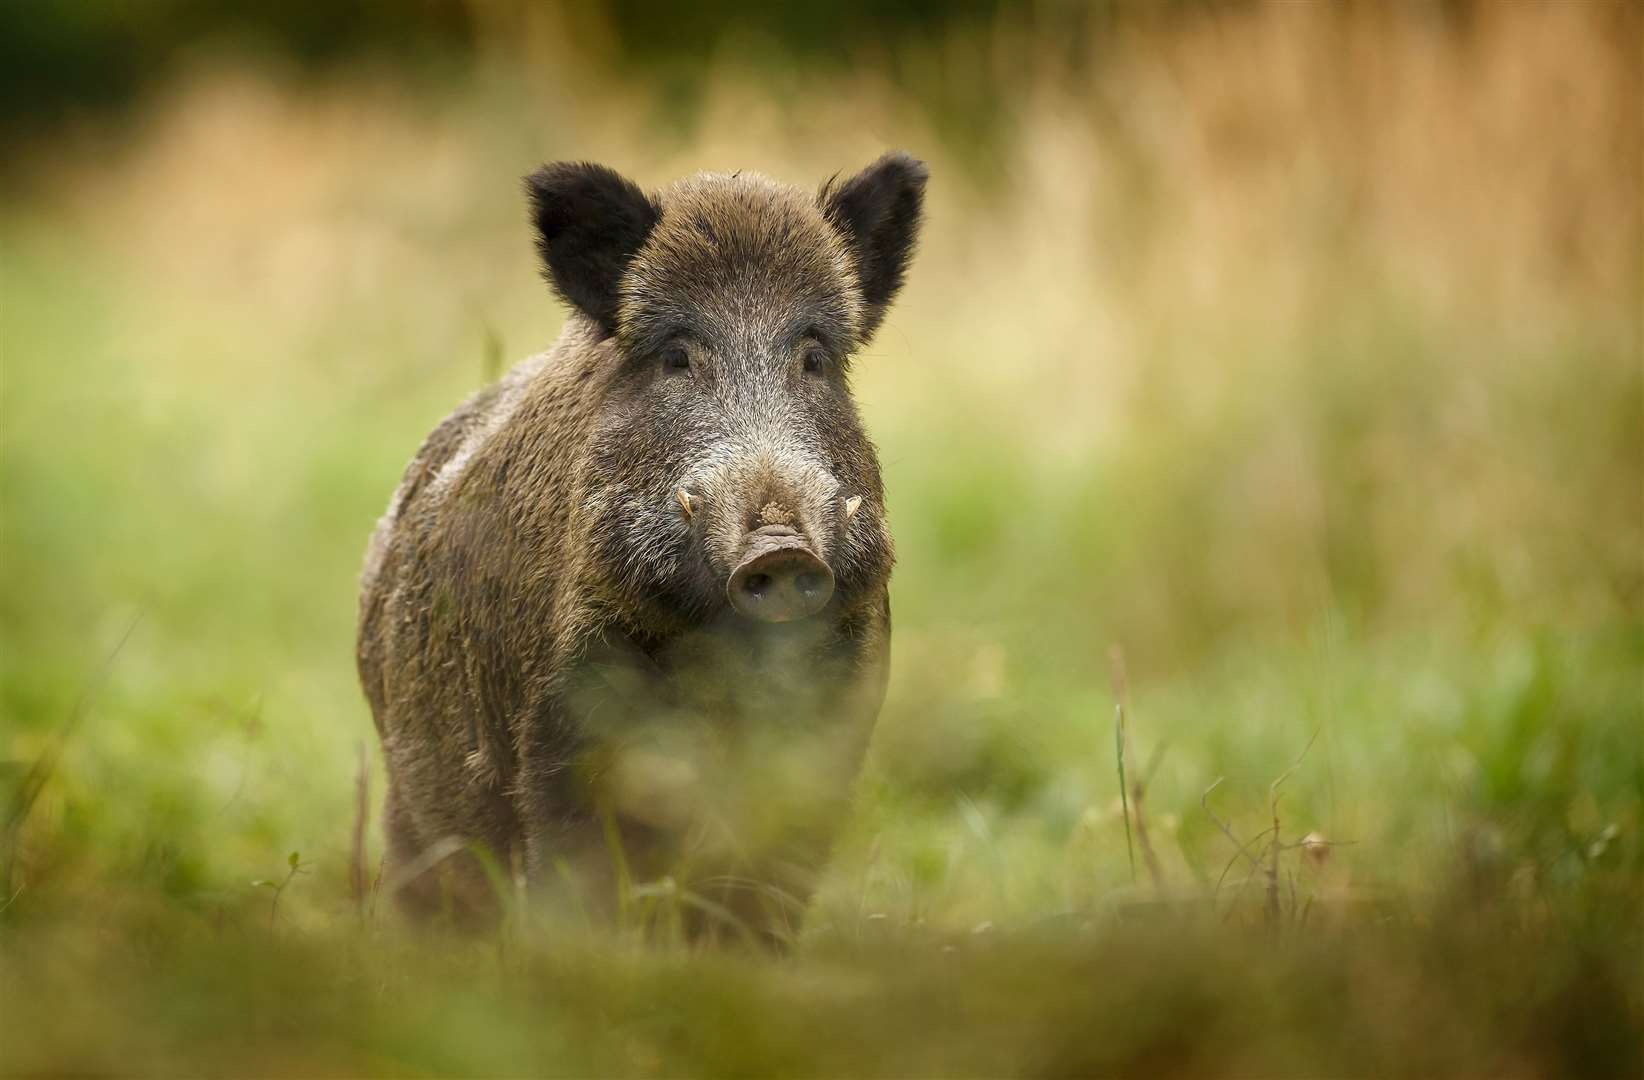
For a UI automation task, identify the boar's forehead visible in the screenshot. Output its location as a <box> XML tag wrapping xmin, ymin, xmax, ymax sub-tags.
<box><xmin>618</xmin><ymin>174</ymin><xmax>862</xmax><ymax>355</ymax></box>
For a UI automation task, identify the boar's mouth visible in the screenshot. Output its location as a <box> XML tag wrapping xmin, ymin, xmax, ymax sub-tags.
<box><xmin>726</xmin><ymin>525</ymin><xmax>834</xmax><ymax>623</ymax></box>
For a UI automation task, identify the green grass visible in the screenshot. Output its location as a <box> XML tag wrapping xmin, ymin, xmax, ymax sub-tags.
<box><xmin>4</xmin><ymin>904</ymin><xmax>1637</xmax><ymax>1076</ymax></box>
<box><xmin>3</xmin><ymin>10</ymin><xmax>1642</xmax><ymax>1072</ymax></box>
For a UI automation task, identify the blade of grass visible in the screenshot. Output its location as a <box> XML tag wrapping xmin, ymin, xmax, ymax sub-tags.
<box><xmin>1109</xmin><ymin>646</ymin><xmax>1136</xmax><ymax>884</ymax></box>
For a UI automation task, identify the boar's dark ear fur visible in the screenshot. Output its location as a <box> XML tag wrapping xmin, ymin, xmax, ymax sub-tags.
<box><xmin>525</xmin><ymin>162</ymin><xmax>659</xmax><ymax>335</ymax></box>
<box><xmin>819</xmin><ymin>151</ymin><xmax>928</xmax><ymax>342</ymax></box>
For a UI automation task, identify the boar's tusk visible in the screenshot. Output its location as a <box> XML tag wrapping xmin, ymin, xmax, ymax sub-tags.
<box><xmin>675</xmin><ymin>488</ymin><xmax>696</xmax><ymax>521</ymax></box>
<box><xmin>843</xmin><ymin>495</ymin><xmax>863</xmax><ymax>522</ymax></box>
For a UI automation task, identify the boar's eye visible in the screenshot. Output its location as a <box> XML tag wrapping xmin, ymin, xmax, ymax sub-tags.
<box><xmin>801</xmin><ymin>344</ymin><xmax>827</xmax><ymax>375</ymax></box>
<box><xmin>659</xmin><ymin>344</ymin><xmax>691</xmax><ymax>374</ymax></box>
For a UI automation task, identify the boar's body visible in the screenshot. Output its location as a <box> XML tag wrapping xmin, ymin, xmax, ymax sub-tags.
<box><xmin>357</xmin><ymin>157</ymin><xmax>924</xmax><ymax>935</ymax></box>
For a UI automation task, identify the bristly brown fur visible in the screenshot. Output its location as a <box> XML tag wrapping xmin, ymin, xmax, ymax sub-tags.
<box><xmin>358</xmin><ymin>155</ymin><xmax>926</xmax><ymax>934</ymax></box>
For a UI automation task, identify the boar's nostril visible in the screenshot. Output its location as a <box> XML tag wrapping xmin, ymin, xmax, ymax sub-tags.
<box><xmin>728</xmin><ymin>544</ymin><xmax>834</xmax><ymax>623</ymax></box>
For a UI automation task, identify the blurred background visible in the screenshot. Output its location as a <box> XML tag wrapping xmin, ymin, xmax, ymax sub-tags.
<box><xmin>2</xmin><ymin>1</ymin><xmax>1640</xmax><ymax>1073</ymax></box>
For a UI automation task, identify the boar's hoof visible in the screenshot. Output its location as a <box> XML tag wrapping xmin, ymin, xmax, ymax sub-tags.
<box><xmin>729</xmin><ymin>544</ymin><xmax>834</xmax><ymax>623</ymax></box>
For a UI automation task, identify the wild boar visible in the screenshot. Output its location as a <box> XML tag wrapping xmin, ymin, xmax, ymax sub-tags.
<box><xmin>357</xmin><ymin>153</ymin><xmax>926</xmax><ymax>940</ymax></box>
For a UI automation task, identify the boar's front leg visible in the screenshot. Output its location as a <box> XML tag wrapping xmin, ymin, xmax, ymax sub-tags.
<box><xmin>512</xmin><ymin>631</ymin><xmax>682</xmax><ymax>923</ymax></box>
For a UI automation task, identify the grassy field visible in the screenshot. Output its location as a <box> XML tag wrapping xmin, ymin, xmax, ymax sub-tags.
<box><xmin>2</xmin><ymin>3</ymin><xmax>1641</xmax><ymax>1074</ymax></box>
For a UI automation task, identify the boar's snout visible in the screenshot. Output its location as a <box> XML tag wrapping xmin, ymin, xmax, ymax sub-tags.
<box><xmin>727</xmin><ymin>527</ymin><xmax>834</xmax><ymax>623</ymax></box>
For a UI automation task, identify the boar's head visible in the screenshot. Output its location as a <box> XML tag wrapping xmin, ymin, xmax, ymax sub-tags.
<box><xmin>525</xmin><ymin>154</ymin><xmax>926</xmax><ymax>632</ymax></box>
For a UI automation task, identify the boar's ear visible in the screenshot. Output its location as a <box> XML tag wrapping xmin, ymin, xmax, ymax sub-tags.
<box><xmin>524</xmin><ymin>162</ymin><xmax>659</xmax><ymax>335</ymax></box>
<box><xmin>819</xmin><ymin>151</ymin><xmax>928</xmax><ymax>341</ymax></box>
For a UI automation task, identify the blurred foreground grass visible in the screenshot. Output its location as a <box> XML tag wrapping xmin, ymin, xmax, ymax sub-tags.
<box><xmin>2</xmin><ymin>3</ymin><xmax>1641</xmax><ymax>1074</ymax></box>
